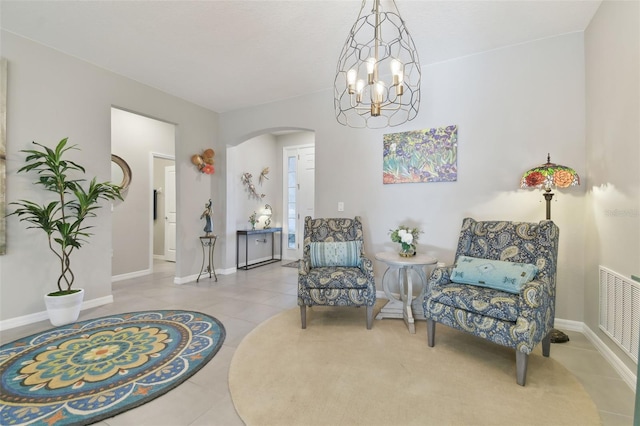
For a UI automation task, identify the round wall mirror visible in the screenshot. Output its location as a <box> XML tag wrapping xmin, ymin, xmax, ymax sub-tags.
<box><xmin>111</xmin><ymin>154</ymin><xmax>132</xmax><ymax>191</ymax></box>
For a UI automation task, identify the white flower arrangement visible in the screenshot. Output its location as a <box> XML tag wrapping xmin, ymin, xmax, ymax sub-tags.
<box><xmin>389</xmin><ymin>225</ymin><xmax>422</xmax><ymax>251</ymax></box>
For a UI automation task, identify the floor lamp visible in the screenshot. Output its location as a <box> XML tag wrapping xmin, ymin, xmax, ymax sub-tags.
<box><xmin>521</xmin><ymin>154</ymin><xmax>580</xmax><ymax>343</ymax></box>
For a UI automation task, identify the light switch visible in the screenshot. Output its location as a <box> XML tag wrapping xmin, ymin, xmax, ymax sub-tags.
<box><xmin>338</xmin><ymin>202</ymin><xmax>344</xmax><ymax>212</ymax></box>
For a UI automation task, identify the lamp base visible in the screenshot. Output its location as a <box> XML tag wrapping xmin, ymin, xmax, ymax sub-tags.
<box><xmin>549</xmin><ymin>328</ymin><xmax>570</xmax><ymax>343</ymax></box>
<box><xmin>543</xmin><ymin>189</ymin><xmax>554</xmax><ymax>221</ymax></box>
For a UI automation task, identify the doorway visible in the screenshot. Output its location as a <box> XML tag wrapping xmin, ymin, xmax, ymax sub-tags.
<box><xmin>111</xmin><ymin>108</ymin><xmax>176</xmax><ymax>279</ymax></box>
<box><xmin>152</xmin><ymin>155</ymin><xmax>176</xmax><ymax>263</ymax></box>
<box><xmin>283</xmin><ymin>145</ymin><xmax>315</xmax><ymax>260</ymax></box>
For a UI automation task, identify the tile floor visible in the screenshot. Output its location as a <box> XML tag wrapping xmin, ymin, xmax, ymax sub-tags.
<box><xmin>1</xmin><ymin>260</ymin><xmax>635</xmax><ymax>425</ymax></box>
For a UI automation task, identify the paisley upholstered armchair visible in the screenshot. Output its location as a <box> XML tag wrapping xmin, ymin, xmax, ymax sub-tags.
<box><xmin>298</xmin><ymin>216</ymin><xmax>376</xmax><ymax>329</ymax></box>
<box><xmin>423</xmin><ymin>218</ymin><xmax>559</xmax><ymax>385</ymax></box>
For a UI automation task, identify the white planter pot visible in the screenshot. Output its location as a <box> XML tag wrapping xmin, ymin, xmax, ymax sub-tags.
<box><xmin>44</xmin><ymin>288</ymin><xmax>85</xmax><ymax>326</ymax></box>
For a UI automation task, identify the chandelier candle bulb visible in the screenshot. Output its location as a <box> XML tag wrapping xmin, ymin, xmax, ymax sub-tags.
<box><xmin>391</xmin><ymin>58</ymin><xmax>403</xmax><ymax>85</ymax></box>
<box><xmin>367</xmin><ymin>58</ymin><xmax>376</xmax><ymax>84</ymax></box>
<box><xmin>356</xmin><ymin>80</ymin><xmax>365</xmax><ymax>102</ymax></box>
<box><xmin>375</xmin><ymin>82</ymin><xmax>385</xmax><ymax>102</ymax></box>
<box><xmin>347</xmin><ymin>69</ymin><xmax>357</xmax><ymax>93</ymax></box>
<box><xmin>390</xmin><ymin>58</ymin><xmax>401</xmax><ymax>74</ymax></box>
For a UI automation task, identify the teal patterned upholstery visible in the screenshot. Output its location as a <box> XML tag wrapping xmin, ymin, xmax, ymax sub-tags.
<box><xmin>423</xmin><ymin>218</ymin><xmax>559</xmax><ymax>385</ymax></box>
<box><xmin>298</xmin><ymin>216</ymin><xmax>376</xmax><ymax>329</ymax></box>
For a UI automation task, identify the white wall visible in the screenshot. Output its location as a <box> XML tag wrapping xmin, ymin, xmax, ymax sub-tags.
<box><xmin>584</xmin><ymin>0</ymin><xmax>640</xmax><ymax>370</ymax></box>
<box><xmin>220</xmin><ymin>33</ymin><xmax>587</xmax><ymax>321</ymax></box>
<box><xmin>111</xmin><ymin>108</ymin><xmax>175</xmax><ymax>276</ymax></box>
<box><xmin>227</xmin><ymin>134</ymin><xmax>279</xmax><ymax>267</ymax></box>
<box><xmin>0</xmin><ymin>32</ymin><xmax>219</xmax><ymax>323</ymax></box>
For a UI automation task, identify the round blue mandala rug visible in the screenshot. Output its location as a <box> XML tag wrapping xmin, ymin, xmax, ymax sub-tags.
<box><xmin>0</xmin><ymin>310</ymin><xmax>225</xmax><ymax>426</ymax></box>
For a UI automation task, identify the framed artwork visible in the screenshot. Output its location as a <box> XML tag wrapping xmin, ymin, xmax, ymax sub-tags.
<box><xmin>0</xmin><ymin>58</ymin><xmax>6</xmax><ymax>254</ymax></box>
<box><xmin>383</xmin><ymin>125</ymin><xmax>458</xmax><ymax>184</ymax></box>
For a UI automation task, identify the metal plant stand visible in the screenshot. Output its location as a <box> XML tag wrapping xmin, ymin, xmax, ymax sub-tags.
<box><xmin>197</xmin><ymin>235</ymin><xmax>217</xmax><ymax>282</ymax></box>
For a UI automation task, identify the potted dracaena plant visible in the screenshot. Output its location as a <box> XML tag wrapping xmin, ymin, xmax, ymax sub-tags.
<box><xmin>10</xmin><ymin>138</ymin><xmax>122</xmax><ymax>326</ymax></box>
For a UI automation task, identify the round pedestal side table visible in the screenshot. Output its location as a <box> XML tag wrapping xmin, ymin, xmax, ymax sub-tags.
<box><xmin>374</xmin><ymin>252</ymin><xmax>437</xmax><ymax>334</ymax></box>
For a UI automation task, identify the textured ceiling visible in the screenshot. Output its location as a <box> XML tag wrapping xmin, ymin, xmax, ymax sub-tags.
<box><xmin>0</xmin><ymin>0</ymin><xmax>601</xmax><ymax>113</ymax></box>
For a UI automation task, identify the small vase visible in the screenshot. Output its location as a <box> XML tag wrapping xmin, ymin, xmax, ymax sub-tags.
<box><xmin>399</xmin><ymin>245</ymin><xmax>416</xmax><ymax>257</ymax></box>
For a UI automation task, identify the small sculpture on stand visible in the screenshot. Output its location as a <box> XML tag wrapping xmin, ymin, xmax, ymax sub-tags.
<box><xmin>201</xmin><ymin>199</ymin><xmax>213</xmax><ymax>236</ymax></box>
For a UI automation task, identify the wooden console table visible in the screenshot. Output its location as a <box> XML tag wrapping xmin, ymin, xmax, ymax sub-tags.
<box><xmin>236</xmin><ymin>227</ymin><xmax>283</xmax><ymax>270</ymax></box>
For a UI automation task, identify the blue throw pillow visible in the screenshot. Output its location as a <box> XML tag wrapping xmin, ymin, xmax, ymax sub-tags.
<box><xmin>450</xmin><ymin>255</ymin><xmax>538</xmax><ymax>294</ymax></box>
<box><xmin>310</xmin><ymin>241</ymin><xmax>362</xmax><ymax>268</ymax></box>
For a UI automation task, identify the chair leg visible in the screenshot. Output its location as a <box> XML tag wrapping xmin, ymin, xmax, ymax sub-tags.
<box><xmin>542</xmin><ymin>331</ymin><xmax>551</xmax><ymax>357</ymax></box>
<box><xmin>516</xmin><ymin>350</ymin><xmax>528</xmax><ymax>386</ymax></box>
<box><xmin>300</xmin><ymin>305</ymin><xmax>307</xmax><ymax>329</ymax></box>
<box><xmin>427</xmin><ymin>319</ymin><xmax>435</xmax><ymax>347</ymax></box>
<box><xmin>366</xmin><ymin>305</ymin><xmax>373</xmax><ymax>330</ymax></box>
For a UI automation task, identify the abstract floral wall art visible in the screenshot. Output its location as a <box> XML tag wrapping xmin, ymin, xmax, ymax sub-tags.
<box><xmin>383</xmin><ymin>125</ymin><xmax>458</xmax><ymax>184</ymax></box>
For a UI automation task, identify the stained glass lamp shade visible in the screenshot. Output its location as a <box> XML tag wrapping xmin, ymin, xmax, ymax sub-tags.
<box><xmin>521</xmin><ymin>154</ymin><xmax>580</xmax><ymax>220</ymax></box>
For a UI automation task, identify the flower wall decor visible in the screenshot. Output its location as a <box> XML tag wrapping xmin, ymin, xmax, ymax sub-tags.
<box><xmin>383</xmin><ymin>125</ymin><xmax>458</xmax><ymax>184</ymax></box>
<box><xmin>390</xmin><ymin>225</ymin><xmax>422</xmax><ymax>257</ymax></box>
<box><xmin>241</xmin><ymin>171</ymin><xmax>265</xmax><ymax>200</ymax></box>
<box><xmin>191</xmin><ymin>149</ymin><xmax>215</xmax><ymax>174</ymax></box>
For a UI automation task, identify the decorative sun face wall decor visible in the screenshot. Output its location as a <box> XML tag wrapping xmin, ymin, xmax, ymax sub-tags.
<box><xmin>383</xmin><ymin>125</ymin><xmax>458</xmax><ymax>184</ymax></box>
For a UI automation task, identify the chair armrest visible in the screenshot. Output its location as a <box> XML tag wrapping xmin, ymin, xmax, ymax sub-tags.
<box><xmin>518</xmin><ymin>278</ymin><xmax>551</xmax><ymax>315</ymax></box>
<box><xmin>298</xmin><ymin>258</ymin><xmax>310</xmax><ymax>275</ymax></box>
<box><xmin>359</xmin><ymin>256</ymin><xmax>375</xmax><ymax>281</ymax></box>
<box><xmin>428</xmin><ymin>266</ymin><xmax>453</xmax><ymax>288</ymax></box>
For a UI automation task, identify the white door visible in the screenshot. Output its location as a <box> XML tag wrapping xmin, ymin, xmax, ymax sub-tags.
<box><xmin>164</xmin><ymin>165</ymin><xmax>176</xmax><ymax>262</ymax></box>
<box><xmin>283</xmin><ymin>146</ymin><xmax>315</xmax><ymax>260</ymax></box>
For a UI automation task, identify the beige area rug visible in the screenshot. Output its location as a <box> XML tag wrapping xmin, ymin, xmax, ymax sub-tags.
<box><xmin>229</xmin><ymin>302</ymin><xmax>601</xmax><ymax>426</ymax></box>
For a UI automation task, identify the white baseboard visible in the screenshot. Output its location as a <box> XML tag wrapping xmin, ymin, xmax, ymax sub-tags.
<box><xmin>236</xmin><ymin>256</ymin><xmax>278</xmax><ymax>269</ymax></box>
<box><xmin>554</xmin><ymin>318</ymin><xmax>584</xmax><ymax>332</ymax></box>
<box><xmin>0</xmin><ymin>295</ymin><xmax>114</xmax><ymax>331</ymax></box>
<box><xmin>174</xmin><ymin>267</ymin><xmax>234</xmax><ymax>285</ymax></box>
<box><xmin>175</xmin><ymin>274</ymin><xmax>199</xmax><ymax>285</ymax></box>
<box><xmin>554</xmin><ymin>318</ymin><xmax>636</xmax><ymax>391</ymax></box>
<box><xmin>112</xmin><ymin>269</ymin><xmax>152</xmax><ymax>282</ymax></box>
<box><xmin>580</xmin><ymin>323</ymin><xmax>637</xmax><ymax>392</ymax></box>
